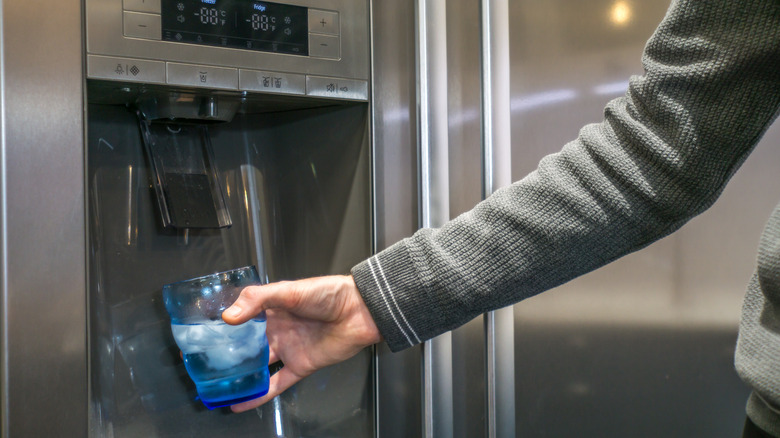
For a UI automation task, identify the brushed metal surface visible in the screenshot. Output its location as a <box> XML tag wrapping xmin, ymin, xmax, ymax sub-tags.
<box><xmin>416</xmin><ymin>0</ymin><xmax>449</xmax><ymax>231</ymax></box>
<box><xmin>123</xmin><ymin>0</ymin><xmax>161</xmax><ymax>14</ymax></box>
<box><xmin>480</xmin><ymin>1</ymin><xmax>514</xmax><ymax>437</ymax></box>
<box><xmin>308</xmin><ymin>9</ymin><xmax>340</xmax><ymax>35</ymax></box>
<box><xmin>87</xmin><ymin>0</ymin><xmax>370</xmax><ymax>81</ymax></box>
<box><xmin>122</xmin><ymin>11</ymin><xmax>161</xmax><ymax>40</ymax></box>
<box><xmin>309</xmin><ymin>33</ymin><xmax>341</xmax><ymax>59</ymax></box>
<box><xmin>0</xmin><ymin>0</ymin><xmax>430</xmax><ymax>436</ymax></box>
<box><xmin>416</xmin><ymin>1</ymin><xmax>453</xmax><ymax>437</ymax></box>
<box><xmin>0</xmin><ymin>0</ymin><xmax>87</xmax><ymax>436</ymax></box>
<box><xmin>444</xmin><ymin>0</ymin><xmax>486</xmax><ymax>437</ymax></box>
<box><xmin>370</xmin><ymin>0</ymin><xmax>424</xmax><ymax>436</ymax></box>
<box><xmin>508</xmin><ymin>0</ymin><xmax>774</xmax><ymax>435</ymax></box>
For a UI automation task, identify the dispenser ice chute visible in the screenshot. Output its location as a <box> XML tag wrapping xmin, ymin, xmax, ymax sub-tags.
<box><xmin>136</xmin><ymin>94</ymin><xmax>238</xmax><ymax>229</ymax></box>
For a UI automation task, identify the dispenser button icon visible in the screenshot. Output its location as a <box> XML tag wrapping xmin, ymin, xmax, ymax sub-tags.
<box><xmin>239</xmin><ymin>69</ymin><xmax>305</xmax><ymax>95</ymax></box>
<box><xmin>113</xmin><ymin>63</ymin><xmax>141</xmax><ymax>77</ymax></box>
<box><xmin>87</xmin><ymin>55</ymin><xmax>165</xmax><ymax>84</ymax></box>
<box><xmin>166</xmin><ymin>62</ymin><xmax>239</xmax><ymax>90</ymax></box>
<box><xmin>306</xmin><ymin>75</ymin><xmax>368</xmax><ymax>101</ymax></box>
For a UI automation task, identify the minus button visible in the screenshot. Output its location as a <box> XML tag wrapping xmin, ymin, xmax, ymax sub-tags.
<box><xmin>309</xmin><ymin>34</ymin><xmax>339</xmax><ymax>59</ymax></box>
<box><xmin>123</xmin><ymin>11</ymin><xmax>162</xmax><ymax>40</ymax></box>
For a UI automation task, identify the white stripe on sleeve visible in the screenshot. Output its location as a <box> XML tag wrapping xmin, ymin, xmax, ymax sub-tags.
<box><xmin>367</xmin><ymin>257</ymin><xmax>414</xmax><ymax>346</ymax></box>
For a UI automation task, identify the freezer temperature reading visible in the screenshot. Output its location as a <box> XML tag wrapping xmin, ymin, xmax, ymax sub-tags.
<box><xmin>196</xmin><ymin>7</ymin><xmax>227</xmax><ymax>25</ymax></box>
<box><xmin>161</xmin><ymin>0</ymin><xmax>309</xmax><ymax>56</ymax></box>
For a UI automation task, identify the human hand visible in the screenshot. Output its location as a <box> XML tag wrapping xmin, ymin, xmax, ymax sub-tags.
<box><xmin>221</xmin><ymin>274</ymin><xmax>382</xmax><ymax>413</ymax></box>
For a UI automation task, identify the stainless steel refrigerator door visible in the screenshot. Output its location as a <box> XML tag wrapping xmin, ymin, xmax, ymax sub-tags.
<box><xmin>509</xmin><ymin>0</ymin><xmax>778</xmax><ymax>436</ymax></box>
<box><xmin>447</xmin><ymin>1</ymin><xmax>488</xmax><ymax>437</ymax></box>
<box><xmin>1</xmin><ymin>1</ymin><xmax>379</xmax><ymax>437</ymax></box>
<box><xmin>370</xmin><ymin>0</ymin><xmax>424</xmax><ymax>436</ymax></box>
<box><xmin>0</xmin><ymin>0</ymin><xmax>88</xmax><ymax>436</ymax></box>
<box><xmin>372</xmin><ymin>1</ymin><xmax>518</xmax><ymax>437</ymax></box>
<box><xmin>448</xmin><ymin>1</ymin><xmax>515</xmax><ymax>438</ymax></box>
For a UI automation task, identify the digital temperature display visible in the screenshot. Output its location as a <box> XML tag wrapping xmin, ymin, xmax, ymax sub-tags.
<box><xmin>162</xmin><ymin>0</ymin><xmax>309</xmax><ymax>56</ymax></box>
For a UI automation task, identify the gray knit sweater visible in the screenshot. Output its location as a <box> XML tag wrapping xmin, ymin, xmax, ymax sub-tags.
<box><xmin>351</xmin><ymin>0</ymin><xmax>780</xmax><ymax>432</ymax></box>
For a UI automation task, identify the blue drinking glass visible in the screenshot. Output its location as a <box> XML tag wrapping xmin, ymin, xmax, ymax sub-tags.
<box><xmin>162</xmin><ymin>266</ymin><xmax>269</xmax><ymax>409</ymax></box>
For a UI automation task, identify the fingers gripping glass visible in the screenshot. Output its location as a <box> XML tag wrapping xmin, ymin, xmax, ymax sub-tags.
<box><xmin>162</xmin><ymin>266</ymin><xmax>269</xmax><ymax>409</ymax></box>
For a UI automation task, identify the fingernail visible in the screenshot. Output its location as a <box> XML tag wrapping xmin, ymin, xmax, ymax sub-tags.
<box><xmin>224</xmin><ymin>305</ymin><xmax>242</xmax><ymax>319</ymax></box>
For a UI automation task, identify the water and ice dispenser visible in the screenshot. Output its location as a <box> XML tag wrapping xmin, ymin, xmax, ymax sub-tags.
<box><xmin>85</xmin><ymin>0</ymin><xmax>373</xmax><ymax>435</ymax></box>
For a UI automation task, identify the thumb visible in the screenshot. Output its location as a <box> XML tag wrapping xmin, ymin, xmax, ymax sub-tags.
<box><xmin>222</xmin><ymin>282</ymin><xmax>295</xmax><ymax>325</ymax></box>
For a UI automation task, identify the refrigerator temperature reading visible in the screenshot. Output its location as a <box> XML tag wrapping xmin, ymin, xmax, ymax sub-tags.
<box><xmin>161</xmin><ymin>0</ymin><xmax>309</xmax><ymax>56</ymax></box>
<box><xmin>249</xmin><ymin>14</ymin><xmax>270</xmax><ymax>31</ymax></box>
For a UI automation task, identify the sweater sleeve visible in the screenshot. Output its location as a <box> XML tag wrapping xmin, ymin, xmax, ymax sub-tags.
<box><xmin>352</xmin><ymin>0</ymin><xmax>780</xmax><ymax>352</ymax></box>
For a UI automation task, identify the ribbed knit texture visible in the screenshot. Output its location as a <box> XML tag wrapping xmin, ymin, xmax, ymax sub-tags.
<box><xmin>352</xmin><ymin>0</ymin><xmax>780</xmax><ymax>432</ymax></box>
<box><xmin>738</xmin><ymin>203</ymin><xmax>780</xmax><ymax>436</ymax></box>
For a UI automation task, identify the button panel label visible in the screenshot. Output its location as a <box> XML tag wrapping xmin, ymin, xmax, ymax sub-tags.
<box><xmin>240</xmin><ymin>70</ymin><xmax>306</xmax><ymax>95</ymax></box>
<box><xmin>167</xmin><ymin>63</ymin><xmax>238</xmax><ymax>90</ymax></box>
<box><xmin>87</xmin><ymin>55</ymin><xmax>166</xmax><ymax>84</ymax></box>
<box><xmin>307</xmin><ymin>76</ymin><xmax>368</xmax><ymax>101</ymax></box>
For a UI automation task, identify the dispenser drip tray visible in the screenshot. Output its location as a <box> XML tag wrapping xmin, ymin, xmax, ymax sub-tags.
<box><xmin>138</xmin><ymin>117</ymin><xmax>232</xmax><ymax>229</ymax></box>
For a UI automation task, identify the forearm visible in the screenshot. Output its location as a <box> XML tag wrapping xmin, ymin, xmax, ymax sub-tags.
<box><xmin>353</xmin><ymin>0</ymin><xmax>780</xmax><ymax>352</ymax></box>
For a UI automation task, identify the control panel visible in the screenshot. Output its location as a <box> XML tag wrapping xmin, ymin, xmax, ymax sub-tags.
<box><xmin>86</xmin><ymin>0</ymin><xmax>369</xmax><ymax>100</ymax></box>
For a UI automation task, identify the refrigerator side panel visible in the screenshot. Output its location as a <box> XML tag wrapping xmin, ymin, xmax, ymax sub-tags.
<box><xmin>0</xmin><ymin>0</ymin><xmax>87</xmax><ymax>436</ymax></box>
<box><xmin>371</xmin><ymin>0</ymin><xmax>423</xmax><ymax>437</ymax></box>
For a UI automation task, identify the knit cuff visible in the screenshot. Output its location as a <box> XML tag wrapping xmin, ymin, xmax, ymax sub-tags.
<box><xmin>351</xmin><ymin>239</ymin><xmax>446</xmax><ymax>352</ymax></box>
<box><xmin>746</xmin><ymin>392</ymin><xmax>780</xmax><ymax>437</ymax></box>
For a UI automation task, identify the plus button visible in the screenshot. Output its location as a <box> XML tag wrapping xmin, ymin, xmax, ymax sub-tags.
<box><xmin>320</xmin><ymin>18</ymin><xmax>327</xmax><ymax>27</ymax></box>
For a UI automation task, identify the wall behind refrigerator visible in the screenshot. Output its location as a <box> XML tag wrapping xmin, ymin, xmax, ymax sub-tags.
<box><xmin>509</xmin><ymin>0</ymin><xmax>780</xmax><ymax>436</ymax></box>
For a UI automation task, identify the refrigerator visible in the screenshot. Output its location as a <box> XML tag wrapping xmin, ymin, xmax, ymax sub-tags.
<box><xmin>2</xmin><ymin>0</ymin><xmax>773</xmax><ymax>436</ymax></box>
